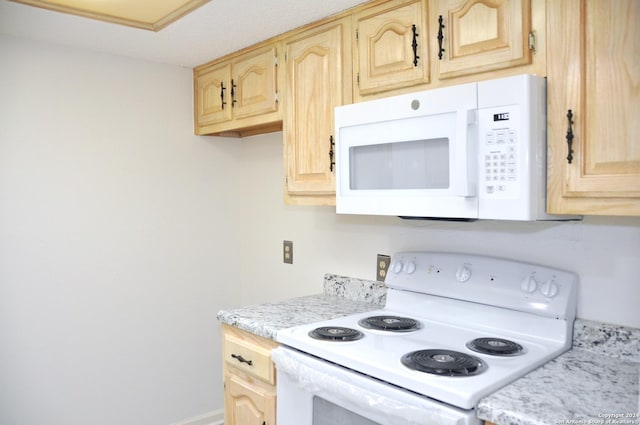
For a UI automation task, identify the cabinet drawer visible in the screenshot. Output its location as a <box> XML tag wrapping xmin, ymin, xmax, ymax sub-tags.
<box><xmin>222</xmin><ymin>325</ymin><xmax>277</xmax><ymax>384</ymax></box>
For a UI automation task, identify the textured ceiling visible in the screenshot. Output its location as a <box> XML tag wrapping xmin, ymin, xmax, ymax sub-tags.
<box><xmin>0</xmin><ymin>0</ymin><xmax>370</xmax><ymax>68</ymax></box>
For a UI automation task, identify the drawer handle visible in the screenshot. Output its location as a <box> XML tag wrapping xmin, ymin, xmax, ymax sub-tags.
<box><xmin>231</xmin><ymin>353</ymin><xmax>253</xmax><ymax>366</ymax></box>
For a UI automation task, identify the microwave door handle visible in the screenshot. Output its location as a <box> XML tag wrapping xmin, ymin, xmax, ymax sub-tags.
<box><xmin>453</xmin><ymin>109</ymin><xmax>478</xmax><ymax>197</ymax></box>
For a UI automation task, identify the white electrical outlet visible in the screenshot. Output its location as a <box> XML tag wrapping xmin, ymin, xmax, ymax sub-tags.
<box><xmin>283</xmin><ymin>240</ymin><xmax>293</xmax><ymax>264</ymax></box>
<box><xmin>376</xmin><ymin>254</ymin><xmax>390</xmax><ymax>281</ymax></box>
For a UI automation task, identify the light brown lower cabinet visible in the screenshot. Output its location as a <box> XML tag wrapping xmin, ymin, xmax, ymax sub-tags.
<box><xmin>222</xmin><ymin>324</ymin><xmax>279</xmax><ymax>425</ymax></box>
<box><xmin>225</xmin><ymin>373</ymin><xmax>276</xmax><ymax>425</ymax></box>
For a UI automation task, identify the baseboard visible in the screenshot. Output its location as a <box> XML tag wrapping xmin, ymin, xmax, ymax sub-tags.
<box><xmin>170</xmin><ymin>409</ymin><xmax>224</xmax><ymax>425</ymax></box>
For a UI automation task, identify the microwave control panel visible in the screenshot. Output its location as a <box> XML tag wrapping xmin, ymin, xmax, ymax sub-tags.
<box><xmin>478</xmin><ymin>105</ymin><xmax>523</xmax><ymax>199</ymax></box>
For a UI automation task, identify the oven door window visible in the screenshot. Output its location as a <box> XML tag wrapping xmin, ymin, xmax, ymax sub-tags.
<box><xmin>313</xmin><ymin>396</ymin><xmax>382</xmax><ymax>425</ymax></box>
<box><xmin>349</xmin><ymin>138</ymin><xmax>449</xmax><ymax>190</ymax></box>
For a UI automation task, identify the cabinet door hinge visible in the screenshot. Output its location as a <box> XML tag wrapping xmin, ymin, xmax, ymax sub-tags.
<box><xmin>528</xmin><ymin>31</ymin><xmax>536</xmax><ymax>52</ymax></box>
<box><xmin>275</xmin><ymin>91</ymin><xmax>279</xmax><ymax>103</ymax></box>
<box><xmin>355</xmin><ymin>28</ymin><xmax>359</xmax><ymax>42</ymax></box>
<box><xmin>274</xmin><ymin>55</ymin><xmax>279</xmax><ymax>67</ymax></box>
<box><xmin>356</xmin><ymin>73</ymin><xmax>360</xmax><ymax>86</ymax></box>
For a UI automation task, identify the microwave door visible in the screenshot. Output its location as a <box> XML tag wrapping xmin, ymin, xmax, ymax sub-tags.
<box><xmin>336</xmin><ymin>110</ymin><xmax>479</xmax><ymax>219</ymax></box>
<box><xmin>348</xmin><ymin>137</ymin><xmax>450</xmax><ymax>191</ymax></box>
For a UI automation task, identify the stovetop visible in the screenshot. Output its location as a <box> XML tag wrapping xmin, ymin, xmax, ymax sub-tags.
<box><xmin>276</xmin><ymin>252</ymin><xmax>578</xmax><ymax>409</ymax></box>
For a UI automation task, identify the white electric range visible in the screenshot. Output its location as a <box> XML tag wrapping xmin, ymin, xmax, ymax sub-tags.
<box><xmin>273</xmin><ymin>251</ymin><xmax>578</xmax><ymax>425</ymax></box>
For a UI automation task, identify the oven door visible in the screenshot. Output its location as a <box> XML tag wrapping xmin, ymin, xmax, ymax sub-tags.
<box><xmin>272</xmin><ymin>347</ymin><xmax>478</xmax><ymax>425</ymax></box>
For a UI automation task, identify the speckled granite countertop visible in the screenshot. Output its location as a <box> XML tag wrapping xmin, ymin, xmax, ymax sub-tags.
<box><xmin>217</xmin><ymin>293</ymin><xmax>381</xmax><ymax>340</ymax></box>
<box><xmin>217</xmin><ymin>274</ymin><xmax>640</xmax><ymax>425</ymax></box>
<box><xmin>217</xmin><ymin>274</ymin><xmax>386</xmax><ymax>340</ymax></box>
<box><xmin>477</xmin><ymin>321</ymin><xmax>640</xmax><ymax>425</ymax></box>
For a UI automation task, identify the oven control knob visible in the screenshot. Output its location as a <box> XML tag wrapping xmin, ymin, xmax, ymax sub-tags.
<box><xmin>390</xmin><ymin>260</ymin><xmax>403</xmax><ymax>274</ymax></box>
<box><xmin>520</xmin><ymin>274</ymin><xmax>538</xmax><ymax>293</ymax></box>
<box><xmin>402</xmin><ymin>261</ymin><xmax>416</xmax><ymax>275</ymax></box>
<box><xmin>455</xmin><ymin>265</ymin><xmax>472</xmax><ymax>282</ymax></box>
<box><xmin>541</xmin><ymin>279</ymin><xmax>559</xmax><ymax>298</ymax></box>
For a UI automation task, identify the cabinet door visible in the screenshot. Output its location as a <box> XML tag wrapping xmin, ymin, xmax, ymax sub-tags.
<box><xmin>547</xmin><ymin>0</ymin><xmax>640</xmax><ymax>216</ymax></box>
<box><xmin>194</xmin><ymin>62</ymin><xmax>232</xmax><ymax>131</ymax></box>
<box><xmin>436</xmin><ymin>0</ymin><xmax>532</xmax><ymax>79</ymax></box>
<box><xmin>233</xmin><ymin>46</ymin><xmax>279</xmax><ymax>121</ymax></box>
<box><xmin>354</xmin><ymin>0</ymin><xmax>429</xmax><ymax>99</ymax></box>
<box><xmin>284</xmin><ymin>18</ymin><xmax>352</xmax><ymax>203</ymax></box>
<box><xmin>225</xmin><ymin>373</ymin><xmax>276</xmax><ymax>425</ymax></box>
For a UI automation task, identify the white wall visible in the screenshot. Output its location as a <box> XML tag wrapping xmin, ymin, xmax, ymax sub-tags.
<box><xmin>236</xmin><ymin>132</ymin><xmax>640</xmax><ymax>329</ymax></box>
<box><xmin>0</xmin><ymin>36</ymin><xmax>240</xmax><ymax>425</ymax></box>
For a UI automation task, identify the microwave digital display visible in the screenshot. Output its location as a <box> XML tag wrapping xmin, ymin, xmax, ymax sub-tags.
<box><xmin>493</xmin><ymin>112</ymin><xmax>510</xmax><ymax>121</ymax></box>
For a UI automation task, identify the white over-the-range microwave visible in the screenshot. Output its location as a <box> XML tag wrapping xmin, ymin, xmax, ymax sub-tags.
<box><xmin>334</xmin><ymin>74</ymin><xmax>579</xmax><ymax>221</ymax></box>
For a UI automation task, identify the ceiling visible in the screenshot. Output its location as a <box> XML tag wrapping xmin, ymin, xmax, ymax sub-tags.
<box><xmin>7</xmin><ymin>0</ymin><xmax>212</xmax><ymax>31</ymax></box>
<box><xmin>0</xmin><ymin>0</ymin><xmax>370</xmax><ymax>68</ymax></box>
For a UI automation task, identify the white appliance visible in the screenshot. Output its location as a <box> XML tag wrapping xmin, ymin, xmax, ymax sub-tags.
<box><xmin>274</xmin><ymin>251</ymin><xmax>578</xmax><ymax>425</ymax></box>
<box><xmin>334</xmin><ymin>75</ymin><xmax>577</xmax><ymax>221</ymax></box>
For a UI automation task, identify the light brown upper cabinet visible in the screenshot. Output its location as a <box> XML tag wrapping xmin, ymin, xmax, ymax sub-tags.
<box><xmin>353</xmin><ymin>0</ymin><xmax>430</xmax><ymax>100</ymax></box>
<box><xmin>435</xmin><ymin>0</ymin><xmax>536</xmax><ymax>80</ymax></box>
<box><xmin>546</xmin><ymin>0</ymin><xmax>640</xmax><ymax>216</ymax></box>
<box><xmin>194</xmin><ymin>43</ymin><xmax>282</xmax><ymax>137</ymax></box>
<box><xmin>283</xmin><ymin>17</ymin><xmax>353</xmax><ymax>205</ymax></box>
<box><xmin>352</xmin><ymin>0</ymin><xmax>544</xmax><ymax>100</ymax></box>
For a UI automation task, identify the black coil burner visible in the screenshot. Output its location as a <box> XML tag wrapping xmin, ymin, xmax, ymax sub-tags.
<box><xmin>308</xmin><ymin>326</ymin><xmax>364</xmax><ymax>341</ymax></box>
<box><xmin>466</xmin><ymin>337</ymin><xmax>524</xmax><ymax>356</ymax></box>
<box><xmin>401</xmin><ymin>349</ymin><xmax>486</xmax><ymax>376</ymax></box>
<box><xmin>358</xmin><ymin>315</ymin><xmax>420</xmax><ymax>332</ymax></box>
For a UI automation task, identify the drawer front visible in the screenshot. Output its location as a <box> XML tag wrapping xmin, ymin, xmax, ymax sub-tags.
<box><xmin>223</xmin><ymin>331</ymin><xmax>276</xmax><ymax>384</ymax></box>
